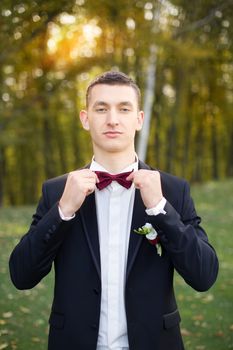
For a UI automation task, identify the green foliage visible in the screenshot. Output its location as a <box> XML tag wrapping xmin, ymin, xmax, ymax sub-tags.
<box><xmin>0</xmin><ymin>180</ymin><xmax>232</xmax><ymax>349</ymax></box>
<box><xmin>175</xmin><ymin>179</ymin><xmax>233</xmax><ymax>349</ymax></box>
<box><xmin>0</xmin><ymin>206</ymin><xmax>54</xmax><ymax>349</ymax></box>
<box><xmin>0</xmin><ymin>0</ymin><xmax>233</xmax><ymax>205</ymax></box>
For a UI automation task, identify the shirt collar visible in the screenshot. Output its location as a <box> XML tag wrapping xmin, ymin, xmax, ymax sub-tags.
<box><xmin>90</xmin><ymin>154</ymin><xmax>138</xmax><ymax>173</ymax></box>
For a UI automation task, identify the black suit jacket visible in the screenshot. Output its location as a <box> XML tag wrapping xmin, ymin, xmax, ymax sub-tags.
<box><xmin>9</xmin><ymin>161</ymin><xmax>218</xmax><ymax>350</ymax></box>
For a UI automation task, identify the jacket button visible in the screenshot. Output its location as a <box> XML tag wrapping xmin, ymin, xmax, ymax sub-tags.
<box><xmin>91</xmin><ymin>323</ymin><xmax>98</xmax><ymax>329</ymax></box>
<box><xmin>93</xmin><ymin>288</ymin><xmax>99</xmax><ymax>295</ymax></box>
<box><xmin>52</xmin><ymin>225</ymin><xmax>56</xmax><ymax>231</ymax></box>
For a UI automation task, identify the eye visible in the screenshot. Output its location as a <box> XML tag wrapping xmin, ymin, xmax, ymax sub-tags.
<box><xmin>95</xmin><ymin>107</ymin><xmax>107</xmax><ymax>113</ymax></box>
<box><xmin>120</xmin><ymin>107</ymin><xmax>130</xmax><ymax>112</ymax></box>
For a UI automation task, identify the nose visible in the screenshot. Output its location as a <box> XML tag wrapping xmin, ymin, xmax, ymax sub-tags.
<box><xmin>107</xmin><ymin>109</ymin><xmax>119</xmax><ymax>126</ymax></box>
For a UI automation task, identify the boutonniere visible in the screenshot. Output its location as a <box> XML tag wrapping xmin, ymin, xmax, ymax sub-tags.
<box><xmin>134</xmin><ymin>223</ymin><xmax>162</xmax><ymax>256</ymax></box>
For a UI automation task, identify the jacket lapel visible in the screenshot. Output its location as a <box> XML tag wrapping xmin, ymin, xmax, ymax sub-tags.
<box><xmin>79</xmin><ymin>192</ymin><xmax>101</xmax><ymax>279</ymax></box>
<box><xmin>79</xmin><ymin>160</ymin><xmax>152</xmax><ymax>281</ymax></box>
<box><xmin>126</xmin><ymin>188</ymin><xmax>145</xmax><ymax>280</ymax></box>
<box><xmin>126</xmin><ymin>160</ymin><xmax>151</xmax><ymax>280</ymax></box>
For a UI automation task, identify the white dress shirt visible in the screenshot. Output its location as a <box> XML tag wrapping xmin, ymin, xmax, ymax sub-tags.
<box><xmin>90</xmin><ymin>159</ymin><xmax>138</xmax><ymax>349</ymax></box>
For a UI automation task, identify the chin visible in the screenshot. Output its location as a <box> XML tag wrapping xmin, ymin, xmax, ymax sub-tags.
<box><xmin>94</xmin><ymin>140</ymin><xmax>131</xmax><ymax>154</ymax></box>
<box><xmin>104</xmin><ymin>146</ymin><xmax>125</xmax><ymax>153</ymax></box>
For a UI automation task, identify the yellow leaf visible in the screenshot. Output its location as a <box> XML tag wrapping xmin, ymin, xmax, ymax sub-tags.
<box><xmin>19</xmin><ymin>307</ymin><xmax>30</xmax><ymax>314</ymax></box>
<box><xmin>0</xmin><ymin>343</ymin><xmax>9</xmax><ymax>350</ymax></box>
<box><xmin>2</xmin><ymin>312</ymin><xmax>13</xmax><ymax>319</ymax></box>
<box><xmin>215</xmin><ymin>330</ymin><xmax>224</xmax><ymax>337</ymax></box>
<box><xmin>181</xmin><ymin>328</ymin><xmax>192</xmax><ymax>336</ymax></box>
<box><xmin>192</xmin><ymin>314</ymin><xmax>204</xmax><ymax>321</ymax></box>
<box><xmin>31</xmin><ymin>337</ymin><xmax>40</xmax><ymax>343</ymax></box>
<box><xmin>202</xmin><ymin>294</ymin><xmax>214</xmax><ymax>303</ymax></box>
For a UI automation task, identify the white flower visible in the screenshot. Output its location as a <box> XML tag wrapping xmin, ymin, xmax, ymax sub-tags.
<box><xmin>134</xmin><ymin>222</ymin><xmax>162</xmax><ymax>257</ymax></box>
<box><xmin>143</xmin><ymin>223</ymin><xmax>158</xmax><ymax>240</ymax></box>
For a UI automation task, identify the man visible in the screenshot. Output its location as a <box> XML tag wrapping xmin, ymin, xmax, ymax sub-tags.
<box><xmin>9</xmin><ymin>71</ymin><xmax>218</xmax><ymax>350</ymax></box>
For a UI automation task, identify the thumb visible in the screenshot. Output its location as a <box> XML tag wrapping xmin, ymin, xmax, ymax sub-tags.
<box><xmin>126</xmin><ymin>171</ymin><xmax>135</xmax><ymax>181</ymax></box>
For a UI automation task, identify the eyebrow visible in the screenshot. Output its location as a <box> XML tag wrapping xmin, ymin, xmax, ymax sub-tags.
<box><xmin>118</xmin><ymin>101</ymin><xmax>134</xmax><ymax>107</ymax></box>
<box><xmin>92</xmin><ymin>101</ymin><xmax>134</xmax><ymax>108</ymax></box>
<box><xmin>93</xmin><ymin>101</ymin><xmax>108</xmax><ymax>108</ymax></box>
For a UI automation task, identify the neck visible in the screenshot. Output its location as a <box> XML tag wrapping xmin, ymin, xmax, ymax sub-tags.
<box><xmin>93</xmin><ymin>151</ymin><xmax>137</xmax><ymax>173</ymax></box>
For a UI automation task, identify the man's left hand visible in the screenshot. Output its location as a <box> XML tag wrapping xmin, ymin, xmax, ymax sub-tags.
<box><xmin>127</xmin><ymin>170</ymin><xmax>163</xmax><ymax>209</ymax></box>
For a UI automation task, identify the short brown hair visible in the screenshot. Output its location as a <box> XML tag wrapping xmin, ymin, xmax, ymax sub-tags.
<box><xmin>86</xmin><ymin>71</ymin><xmax>141</xmax><ymax>109</ymax></box>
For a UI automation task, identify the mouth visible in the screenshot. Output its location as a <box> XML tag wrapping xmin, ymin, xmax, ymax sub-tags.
<box><xmin>103</xmin><ymin>131</ymin><xmax>122</xmax><ymax>138</ymax></box>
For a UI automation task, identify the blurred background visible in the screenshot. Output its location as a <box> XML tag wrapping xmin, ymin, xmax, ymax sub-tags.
<box><xmin>0</xmin><ymin>1</ymin><xmax>233</xmax><ymax>349</ymax></box>
<box><xmin>0</xmin><ymin>0</ymin><xmax>232</xmax><ymax>206</ymax></box>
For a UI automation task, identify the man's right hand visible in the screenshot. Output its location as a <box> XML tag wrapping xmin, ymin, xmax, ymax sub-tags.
<box><xmin>59</xmin><ymin>169</ymin><xmax>99</xmax><ymax>217</ymax></box>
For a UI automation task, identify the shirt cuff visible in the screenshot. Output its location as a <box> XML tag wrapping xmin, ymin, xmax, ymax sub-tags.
<box><xmin>58</xmin><ymin>205</ymin><xmax>76</xmax><ymax>221</ymax></box>
<box><xmin>145</xmin><ymin>197</ymin><xmax>167</xmax><ymax>216</ymax></box>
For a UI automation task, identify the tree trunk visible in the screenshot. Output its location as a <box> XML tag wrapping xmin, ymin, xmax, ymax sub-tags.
<box><xmin>137</xmin><ymin>45</ymin><xmax>157</xmax><ymax>161</ymax></box>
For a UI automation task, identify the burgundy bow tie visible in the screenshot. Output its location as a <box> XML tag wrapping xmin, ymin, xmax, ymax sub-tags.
<box><xmin>95</xmin><ymin>170</ymin><xmax>133</xmax><ymax>190</ymax></box>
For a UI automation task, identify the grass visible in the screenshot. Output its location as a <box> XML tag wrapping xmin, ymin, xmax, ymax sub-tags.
<box><xmin>175</xmin><ymin>180</ymin><xmax>233</xmax><ymax>350</ymax></box>
<box><xmin>0</xmin><ymin>180</ymin><xmax>233</xmax><ymax>350</ymax></box>
<box><xmin>0</xmin><ymin>207</ymin><xmax>53</xmax><ymax>350</ymax></box>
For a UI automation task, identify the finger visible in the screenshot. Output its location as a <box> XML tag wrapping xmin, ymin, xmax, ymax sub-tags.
<box><xmin>91</xmin><ymin>171</ymin><xmax>100</xmax><ymax>183</ymax></box>
<box><xmin>134</xmin><ymin>182</ymin><xmax>143</xmax><ymax>189</ymax></box>
<box><xmin>86</xmin><ymin>187</ymin><xmax>95</xmax><ymax>195</ymax></box>
<box><xmin>84</xmin><ymin>179</ymin><xmax>97</xmax><ymax>187</ymax></box>
<box><xmin>81</xmin><ymin>172</ymin><xmax>99</xmax><ymax>184</ymax></box>
<box><xmin>84</xmin><ymin>184</ymin><xmax>96</xmax><ymax>195</ymax></box>
<box><xmin>126</xmin><ymin>171</ymin><xmax>136</xmax><ymax>181</ymax></box>
<box><xmin>84</xmin><ymin>170</ymin><xmax>99</xmax><ymax>183</ymax></box>
<box><xmin>84</xmin><ymin>171</ymin><xmax>97</xmax><ymax>179</ymax></box>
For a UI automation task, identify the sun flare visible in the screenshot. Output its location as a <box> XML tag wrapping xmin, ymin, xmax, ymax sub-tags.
<box><xmin>46</xmin><ymin>13</ymin><xmax>102</xmax><ymax>68</ymax></box>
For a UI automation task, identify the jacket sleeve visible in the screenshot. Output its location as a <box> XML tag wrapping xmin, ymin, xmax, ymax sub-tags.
<box><xmin>147</xmin><ymin>180</ymin><xmax>219</xmax><ymax>292</ymax></box>
<box><xmin>9</xmin><ymin>182</ymin><xmax>74</xmax><ymax>290</ymax></box>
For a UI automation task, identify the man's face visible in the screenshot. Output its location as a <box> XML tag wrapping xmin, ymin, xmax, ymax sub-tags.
<box><xmin>80</xmin><ymin>84</ymin><xmax>144</xmax><ymax>155</ymax></box>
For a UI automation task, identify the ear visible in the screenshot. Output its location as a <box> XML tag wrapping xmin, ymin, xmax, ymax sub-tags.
<box><xmin>79</xmin><ymin>110</ymin><xmax>90</xmax><ymax>130</ymax></box>
<box><xmin>136</xmin><ymin>110</ymin><xmax>144</xmax><ymax>131</ymax></box>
